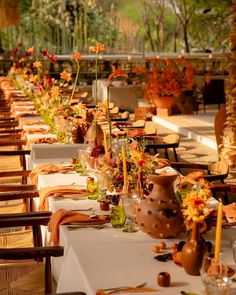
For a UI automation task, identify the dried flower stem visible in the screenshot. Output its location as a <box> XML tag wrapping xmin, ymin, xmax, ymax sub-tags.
<box><xmin>70</xmin><ymin>61</ymin><xmax>80</xmax><ymax>102</ymax></box>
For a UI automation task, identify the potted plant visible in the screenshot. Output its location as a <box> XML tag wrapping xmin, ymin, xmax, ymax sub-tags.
<box><xmin>133</xmin><ymin>57</ymin><xmax>195</xmax><ymax>116</ymax></box>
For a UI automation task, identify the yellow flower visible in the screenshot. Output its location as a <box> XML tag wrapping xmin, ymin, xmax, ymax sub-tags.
<box><xmin>60</xmin><ymin>71</ymin><xmax>72</xmax><ymax>82</ymax></box>
<box><xmin>33</xmin><ymin>61</ymin><xmax>42</xmax><ymax>69</ymax></box>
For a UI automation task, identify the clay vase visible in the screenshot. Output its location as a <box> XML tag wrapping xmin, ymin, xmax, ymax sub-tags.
<box><xmin>84</xmin><ymin>120</ymin><xmax>104</xmax><ymax>147</ymax></box>
<box><xmin>136</xmin><ymin>173</ymin><xmax>184</xmax><ymax>239</ymax></box>
<box><xmin>181</xmin><ymin>221</ymin><xmax>206</xmax><ymax>276</ymax></box>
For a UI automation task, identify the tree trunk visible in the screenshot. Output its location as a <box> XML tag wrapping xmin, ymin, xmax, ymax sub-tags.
<box><xmin>183</xmin><ymin>24</ymin><xmax>190</xmax><ymax>52</ymax></box>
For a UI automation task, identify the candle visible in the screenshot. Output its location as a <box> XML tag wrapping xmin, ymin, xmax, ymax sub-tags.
<box><xmin>103</xmin><ymin>131</ymin><xmax>108</xmax><ymax>160</ymax></box>
<box><xmin>214</xmin><ymin>201</ymin><xmax>223</xmax><ymax>263</ymax></box>
<box><xmin>122</xmin><ymin>146</ymin><xmax>127</xmax><ymax>192</ymax></box>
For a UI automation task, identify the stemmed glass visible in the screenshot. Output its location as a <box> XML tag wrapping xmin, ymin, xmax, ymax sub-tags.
<box><xmin>78</xmin><ymin>149</ymin><xmax>90</xmax><ymax>176</ymax></box>
<box><xmin>121</xmin><ymin>192</ymin><xmax>139</xmax><ymax>233</ymax></box>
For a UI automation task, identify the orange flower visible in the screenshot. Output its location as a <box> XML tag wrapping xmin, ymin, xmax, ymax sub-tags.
<box><xmin>19</xmin><ymin>57</ymin><xmax>26</xmax><ymax>63</ymax></box>
<box><xmin>33</xmin><ymin>61</ymin><xmax>42</xmax><ymax>69</ymax></box>
<box><xmin>89</xmin><ymin>43</ymin><xmax>106</xmax><ymax>54</ymax></box>
<box><xmin>72</xmin><ymin>52</ymin><xmax>83</xmax><ymax>61</ymax></box>
<box><xmin>60</xmin><ymin>71</ymin><xmax>72</xmax><ymax>82</ymax></box>
<box><xmin>26</xmin><ymin>46</ymin><xmax>34</xmax><ymax>55</ymax></box>
<box><xmin>108</xmin><ymin>64</ymin><xmax>128</xmax><ymax>84</ymax></box>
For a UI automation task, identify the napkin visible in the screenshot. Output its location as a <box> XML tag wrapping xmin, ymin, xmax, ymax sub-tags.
<box><xmin>19</xmin><ymin>120</ymin><xmax>44</xmax><ymax>128</ymax></box>
<box><xmin>33</xmin><ymin>137</ymin><xmax>57</xmax><ymax>144</ymax></box>
<box><xmin>39</xmin><ymin>185</ymin><xmax>88</xmax><ymax>211</ymax></box>
<box><xmin>29</xmin><ymin>163</ymin><xmax>75</xmax><ymax>185</ymax></box>
<box><xmin>223</xmin><ymin>202</ymin><xmax>236</xmax><ymax>220</ymax></box>
<box><xmin>48</xmin><ymin>209</ymin><xmax>108</xmax><ymax>245</ymax></box>
<box><xmin>15</xmin><ymin>111</ymin><xmax>38</xmax><ymax>119</ymax></box>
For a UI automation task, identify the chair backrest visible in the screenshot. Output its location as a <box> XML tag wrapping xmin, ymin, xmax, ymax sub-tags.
<box><xmin>0</xmin><ymin>170</ymin><xmax>31</xmax><ymax>184</ymax></box>
<box><xmin>163</xmin><ymin>134</ymin><xmax>180</xmax><ymax>144</ymax></box>
<box><xmin>0</xmin><ymin>190</ymin><xmax>39</xmax><ymax>213</ymax></box>
<box><xmin>208</xmin><ymin>160</ymin><xmax>229</xmax><ymax>176</ymax></box>
<box><xmin>0</xmin><ymin>212</ymin><xmax>62</xmax><ymax>294</ymax></box>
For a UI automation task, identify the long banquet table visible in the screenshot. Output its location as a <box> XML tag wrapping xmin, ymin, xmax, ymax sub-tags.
<box><xmin>37</xmin><ymin>172</ymin><xmax>236</xmax><ymax>295</ymax></box>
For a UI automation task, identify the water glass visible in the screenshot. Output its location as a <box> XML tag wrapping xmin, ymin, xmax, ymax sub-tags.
<box><xmin>121</xmin><ymin>192</ymin><xmax>139</xmax><ymax>233</ymax></box>
<box><xmin>230</xmin><ymin>237</ymin><xmax>236</xmax><ymax>263</ymax></box>
<box><xmin>78</xmin><ymin>149</ymin><xmax>90</xmax><ymax>175</ymax></box>
<box><xmin>110</xmin><ymin>206</ymin><xmax>126</xmax><ymax>228</ymax></box>
<box><xmin>200</xmin><ymin>253</ymin><xmax>235</xmax><ymax>295</ymax></box>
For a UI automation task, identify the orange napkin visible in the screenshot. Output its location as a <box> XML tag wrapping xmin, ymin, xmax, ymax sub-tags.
<box><xmin>29</xmin><ymin>163</ymin><xmax>75</xmax><ymax>185</ymax></box>
<box><xmin>15</xmin><ymin>111</ymin><xmax>38</xmax><ymax>119</ymax></box>
<box><xmin>223</xmin><ymin>202</ymin><xmax>236</xmax><ymax>220</ymax></box>
<box><xmin>19</xmin><ymin>120</ymin><xmax>44</xmax><ymax>128</ymax></box>
<box><xmin>48</xmin><ymin>209</ymin><xmax>108</xmax><ymax>245</ymax></box>
<box><xmin>39</xmin><ymin>185</ymin><xmax>88</xmax><ymax>211</ymax></box>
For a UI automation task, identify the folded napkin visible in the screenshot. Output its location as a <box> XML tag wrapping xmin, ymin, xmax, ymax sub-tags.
<box><xmin>29</xmin><ymin>163</ymin><xmax>75</xmax><ymax>185</ymax></box>
<box><xmin>33</xmin><ymin>137</ymin><xmax>57</xmax><ymax>144</ymax></box>
<box><xmin>48</xmin><ymin>209</ymin><xmax>108</xmax><ymax>245</ymax></box>
<box><xmin>39</xmin><ymin>185</ymin><xmax>88</xmax><ymax>211</ymax></box>
<box><xmin>15</xmin><ymin>110</ymin><xmax>38</xmax><ymax>119</ymax></box>
<box><xmin>19</xmin><ymin>120</ymin><xmax>44</xmax><ymax>128</ymax></box>
<box><xmin>223</xmin><ymin>202</ymin><xmax>236</xmax><ymax>220</ymax></box>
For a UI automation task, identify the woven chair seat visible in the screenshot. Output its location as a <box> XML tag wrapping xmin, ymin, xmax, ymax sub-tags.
<box><xmin>0</xmin><ymin>261</ymin><xmax>44</xmax><ymax>295</ymax></box>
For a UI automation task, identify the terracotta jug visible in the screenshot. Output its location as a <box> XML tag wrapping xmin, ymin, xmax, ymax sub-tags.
<box><xmin>136</xmin><ymin>173</ymin><xmax>184</xmax><ymax>239</ymax></box>
<box><xmin>84</xmin><ymin>120</ymin><xmax>103</xmax><ymax>147</ymax></box>
<box><xmin>181</xmin><ymin>221</ymin><xmax>206</xmax><ymax>276</ymax></box>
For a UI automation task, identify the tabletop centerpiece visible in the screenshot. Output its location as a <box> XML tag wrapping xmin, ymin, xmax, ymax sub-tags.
<box><xmin>133</xmin><ymin>57</ymin><xmax>195</xmax><ymax>116</ymax></box>
<box><xmin>176</xmin><ymin>171</ymin><xmax>216</xmax><ymax>275</ymax></box>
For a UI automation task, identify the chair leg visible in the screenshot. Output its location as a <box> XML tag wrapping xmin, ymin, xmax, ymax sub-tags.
<box><xmin>164</xmin><ymin>148</ymin><xmax>169</xmax><ymax>160</ymax></box>
<box><xmin>173</xmin><ymin>148</ymin><xmax>179</xmax><ymax>162</ymax></box>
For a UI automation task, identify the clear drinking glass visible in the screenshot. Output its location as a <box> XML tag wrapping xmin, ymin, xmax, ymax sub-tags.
<box><xmin>200</xmin><ymin>253</ymin><xmax>234</xmax><ymax>295</ymax></box>
<box><xmin>121</xmin><ymin>192</ymin><xmax>139</xmax><ymax>233</ymax></box>
<box><xmin>230</xmin><ymin>237</ymin><xmax>236</xmax><ymax>263</ymax></box>
<box><xmin>78</xmin><ymin>149</ymin><xmax>90</xmax><ymax>176</ymax></box>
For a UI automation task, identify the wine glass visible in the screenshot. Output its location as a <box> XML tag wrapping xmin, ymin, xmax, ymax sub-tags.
<box><xmin>121</xmin><ymin>192</ymin><xmax>139</xmax><ymax>233</ymax></box>
<box><xmin>78</xmin><ymin>149</ymin><xmax>90</xmax><ymax>176</ymax></box>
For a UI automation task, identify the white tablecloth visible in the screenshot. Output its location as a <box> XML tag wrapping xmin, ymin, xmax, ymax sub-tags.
<box><xmin>37</xmin><ymin>172</ymin><xmax>235</xmax><ymax>295</ymax></box>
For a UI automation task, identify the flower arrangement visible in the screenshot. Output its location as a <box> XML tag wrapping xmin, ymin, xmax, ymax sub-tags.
<box><xmin>96</xmin><ymin>139</ymin><xmax>168</xmax><ymax>195</ymax></box>
<box><xmin>176</xmin><ymin>171</ymin><xmax>216</xmax><ymax>233</ymax></box>
<box><xmin>133</xmin><ymin>57</ymin><xmax>195</xmax><ymax>107</ymax></box>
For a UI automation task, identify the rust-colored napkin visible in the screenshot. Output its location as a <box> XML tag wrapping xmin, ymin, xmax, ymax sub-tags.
<box><xmin>48</xmin><ymin>209</ymin><xmax>107</xmax><ymax>245</ymax></box>
<box><xmin>29</xmin><ymin>163</ymin><xmax>75</xmax><ymax>185</ymax></box>
<box><xmin>223</xmin><ymin>202</ymin><xmax>236</xmax><ymax>220</ymax></box>
<box><xmin>39</xmin><ymin>185</ymin><xmax>88</xmax><ymax>211</ymax></box>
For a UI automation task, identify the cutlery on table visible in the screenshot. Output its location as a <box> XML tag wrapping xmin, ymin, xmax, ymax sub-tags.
<box><xmin>96</xmin><ymin>282</ymin><xmax>159</xmax><ymax>294</ymax></box>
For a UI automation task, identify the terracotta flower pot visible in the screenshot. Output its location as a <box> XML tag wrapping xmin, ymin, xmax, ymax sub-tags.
<box><xmin>152</xmin><ymin>96</ymin><xmax>175</xmax><ymax>109</ymax></box>
<box><xmin>136</xmin><ymin>173</ymin><xmax>184</xmax><ymax>239</ymax></box>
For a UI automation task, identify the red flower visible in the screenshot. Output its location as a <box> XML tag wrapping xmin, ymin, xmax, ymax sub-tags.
<box><xmin>108</xmin><ymin>64</ymin><xmax>128</xmax><ymax>84</ymax></box>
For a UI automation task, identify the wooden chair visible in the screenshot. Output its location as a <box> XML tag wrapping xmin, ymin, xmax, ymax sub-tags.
<box><xmin>171</xmin><ymin>160</ymin><xmax>230</xmax><ymax>204</ymax></box>
<box><xmin>170</xmin><ymin>160</ymin><xmax>229</xmax><ymax>183</ymax></box>
<box><xmin>142</xmin><ymin>134</ymin><xmax>180</xmax><ymax>161</ymax></box>
<box><xmin>209</xmin><ymin>183</ymin><xmax>236</xmax><ymax>204</ymax></box>
<box><xmin>0</xmin><ymin>120</ymin><xmax>18</xmax><ymax>129</ymax></box>
<box><xmin>0</xmin><ymin>170</ymin><xmax>31</xmax><ymax>184</ymax></box>
<box><xmin>0</xmin><ymin>150</ymin><xmax>31</xmax><ymax>170</ymax></box>
<box><xmin>0</xmin><ymin>139</ymin><xmax>27</xmax><ymax>149</ymax></box>
<box><xmin>0</xmin><ymin>190</ymin><xmax>39</xmax><ymax>213</ymax></box>
<box><xmin>0</xmin><ymin>212</ymin><xmax>64</xmax><ymax>294</ymax></box>
<box><xmin>0</xmin><ymin>128</ymin><xmax>23</xmax><ymax>139</ymax></box>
